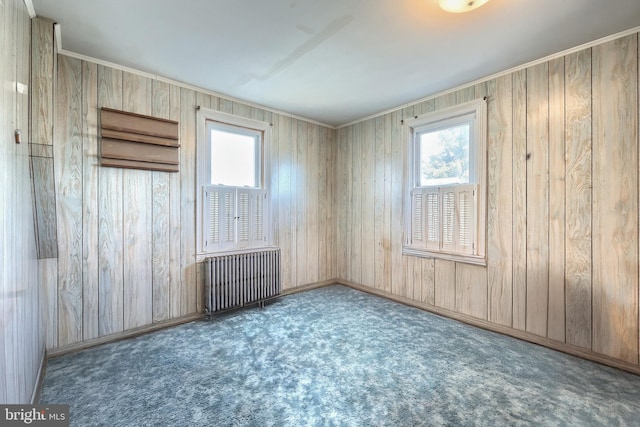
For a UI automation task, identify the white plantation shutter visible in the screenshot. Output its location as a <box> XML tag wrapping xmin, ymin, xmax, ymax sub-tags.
<box><xmin>204</xmin><ymin>186</ymin><xmax>267</xmax><ymax>252</ymax></box>
<box><xmin>249</xmin><ymin>189</ymin><xmax>265</xmax><ymax>245</ymax></box>
<box><xmin>411</xmin><ymin>190</ymin><xmax>425</xmax><ymax>246</ymax></box>
<box><xmin>237</xmin><ymin>191</ymin><xmax>250</xmax><ymax>243</ymax></box>
<box><xmin>456</xmin><ymin>184</ymin><xmax>476</xmax><ymax>255</ymax></box>
<box><xmin>441</xmin><ymin>189</ymin><xmax>456</xmax><ymax>252</ymax></box>
<box><xmin>237</xmin><ymin>188</ymin><xmax>266</xmax><ymax>248</ymax></box>
<box><xmin>210</xmin><ymin>189</ymin><xmax>220</xmax><ymax>245</ymax></box>
<box><xmin>221</xmin><ymin>189</ymin><xmax>236</xmax><ymax>249</ymax></box>
<box><xmin>425</xmin><ymin>189</ymin><xmax>440</xmax><ymax>250</ymax></box>
<box><xmin>203</xmin><ymin>186</ymin><xmax>236</xmax><ymax>251</ymax></box>
<box><xmin>409</xmin><ymin>184</ymin><xmax>477</xmax><ymax>256</ymax></box>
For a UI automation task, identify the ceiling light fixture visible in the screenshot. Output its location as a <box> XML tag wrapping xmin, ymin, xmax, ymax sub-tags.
<box><xmin>439</xmin><ymin>0</ymin><xmax>490</xmax><ymax>13</ymax></box>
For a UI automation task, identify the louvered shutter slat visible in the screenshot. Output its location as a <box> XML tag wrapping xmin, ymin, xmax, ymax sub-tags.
<box><xmin>224</xmin><ymin>191</ymin><xmax>236</xmax><ymax>243</ymax></box>
<box><xmin>425</xmin><ymin>190</ymin><xmax>439</xmax><ymax>250</ymax></box>
<box><xmin>441</xmin><ymin>190</ymin><xmax>456</xmax><ymax>250</ymax></box>
<box><xmin>411</xmin><ymin>191</ymin><xmax>424</xmax><ymax>246</ymax></box>
<box><xmin>253</xmin><ymin>191</ymin><xmax>264</xmax><ymax>242</ymax></box>
<box><xmin>203</xmin><ymin>185</ymin><xmax>267</xmax><ymax>252</ymax></box>
<box><xmin>238</xmin><ymin>192</ymin><xmax>250</xmax><ymax>242</ymax></box>
<box><xmin>209</xmin><ymin>191</ymin><xmax>220</xmax><ymax>244</ymax></box>
<box><xmin>456</xmin><ymin>184</ymin><xmax>476</xmax><ymax>255</ymax></box>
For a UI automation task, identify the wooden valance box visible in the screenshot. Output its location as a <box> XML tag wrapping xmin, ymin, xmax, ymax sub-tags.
<box><xmin>100</xmin><ymin>108</ymin><xmax>180</xmax><ymax>172</ymax></box>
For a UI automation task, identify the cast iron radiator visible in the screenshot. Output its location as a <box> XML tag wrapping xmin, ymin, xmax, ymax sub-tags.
<box><xmin>204</xmin><ymin>248</ymin><xmax>281</xmax><ymax>315</ymax></box>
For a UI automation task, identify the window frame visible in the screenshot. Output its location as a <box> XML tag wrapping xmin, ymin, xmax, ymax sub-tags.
<box><xmin>403</xmin><ymin>98</ymin><xmax>487</xmax><ymax>266</ymax></box>
<box><xmin>196</xmin><ymin>108</ymin><xmax>272</xmax><ymax>259</ymax></box>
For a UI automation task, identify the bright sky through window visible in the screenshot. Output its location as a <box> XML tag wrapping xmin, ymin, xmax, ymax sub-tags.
<box><xmin>419</xmin><ymin>123</ymin><xmax>470</xmax><ymax>187</ymax></box>
<box><xmin>210</xmin><ymin>129</ymin><xmax>257</xmax><ymax>187</ymax></box>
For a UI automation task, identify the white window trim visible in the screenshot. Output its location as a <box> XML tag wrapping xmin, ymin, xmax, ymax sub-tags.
<box><xmin>196</xmin><ymin>108</ymin><xmax>272</xmax><ymax>261</ymax></box>
<box><xmin>402</xmin><ymin>98</ymin><xmax>487</xmax><ymax>266</ymax></box>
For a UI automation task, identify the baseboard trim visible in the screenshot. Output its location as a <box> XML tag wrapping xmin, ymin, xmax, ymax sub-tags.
<box><xmin>46</xmin><ymin>280</ymin><xmax>337</xmax><ymax>359</ymax></box>
<box><xmin>281</xmin><ymin>279</ymin><xmax>336</xmax><ymax>296</ymax></box>
<box><xmin>47</xmin><ymin>313</ymin><xmax>206</xmax><ymax>358</ymax></box>
<box><xmin>30</xmin><ymin>347</ymin><xmax>47</xmax><ymax>404</ymax></box>
<box><xmin>336</xmin><ymin>279</ymin><xmax>640</xmax><ymax>376</ymax></box>
<box><xmin>43</xmin><ymin>279</ymin><xmax>639</xmax><ymax>378</ymax></box>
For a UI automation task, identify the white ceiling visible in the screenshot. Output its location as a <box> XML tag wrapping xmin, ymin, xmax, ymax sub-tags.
<box><xmin>32</xmin><ymin>0</ymin><xmax>640</xmax><ymax>127</ymax></box>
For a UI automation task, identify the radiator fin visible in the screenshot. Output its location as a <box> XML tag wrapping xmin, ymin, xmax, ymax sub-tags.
<box><xmin>205</xmin><ymin>248</ymin><xmax>281</xmax><ymax>314</ymax></box>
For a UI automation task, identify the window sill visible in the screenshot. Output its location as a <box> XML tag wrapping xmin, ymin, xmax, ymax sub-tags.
<box><xmin>196</xmin><ymin>245</ymin><xmax>277</xmax><ymax>263</ymax></box>
<box><xmin>402</xmin><ymin>245</ymin><xmax>486</xmax><ymax>267</ymax></box>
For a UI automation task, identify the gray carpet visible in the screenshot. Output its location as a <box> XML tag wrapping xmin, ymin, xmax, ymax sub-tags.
<box><xmin>40</xmin><ymin>285</ymin><xmax>640</xmax><ymax>426</ymax></box>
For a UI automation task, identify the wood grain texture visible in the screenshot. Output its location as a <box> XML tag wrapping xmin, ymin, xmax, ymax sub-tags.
<box><xmin>390</xmin><ymin>110</ymin><xmax>404</xmax><ymax>296</ymax></box>
<box><xmin>317</xmin><ymin>126</ymin><xmax>330</xmax><ymax>281</ymax></box>
<box><xmin>31</xmin><ymin>156</ymin><xmax>58</xmax><ymax>258</ymax></box>
<box><xmin>288</xmin><ymin>118</ymin><xmax>299</xmax><ymax>289</ymax></box>
<box><xmin>82</xmin><ymin>60</ymin><xmax>99</xmax><ymax>341</ymax></box>
<box><xmin>30</xmin><ymin>18</ymin><xmax>57</xmax><ymax>259</ymax></box>
<box><xmin>350</xmin><ymin>122</ymin><xmax>362</xmax><ymax>285</ymax></box>
<box><xmin>305</xmin><ymin>123</ymin><xmax>319</xmax><ymax>284</ymax></box>
<box><xmin>341</xmin><ymin>125</ymin><xmax>351</xmax><ymax>282</ymax></box>
<box><xmin>41</xmin><ymin>28</ymin><xmax>640</xmax><ymax>371</ymax></box>
<box><xmin>168</xmin><ymin>84</ymin><xmax>182</xmax><ymax>318</ymax></box>
<box><xmin>100</xmin><ymin>158</ymin><xmax>179</xmax><ymax>172</ymax></box>
<box><xmin>435</xmin><ymin>259</ymin><xmax>456</xmax><ymax>310</ymax></box>
<box><xmin>383</xmin><ymin>113</ymin><xmax>393</xmax><ymax>294</ymax></box>
<box><xmin>296</xmin><ymin>120</ymin><xmax>308</xmax><ymax>287</ymax></box>
<box><xmin>151</xmin><ymin>80</ymin><xmax>171</xmax><ymax>323</ymax></box>
<box><xmin>97</xmin><ymin>64</ymin><xmax>124</xmax><ymax>336</ymax></box>
<box><xmin>100</xmin><ymin>108</ymin><xmax>178</xmax><ymax>139</ymax></box>
<box><xmin>31</xmin><ymin>17</ymin><xmax>54</xmax><ymax>145</ymax></box>
<box><xmin>100</xmin><ymin>128</ymin><xmax>179</xmax><ymax>147</ymax></box>
<box><xmin>512</xmin><ymin>69</ymin><xmax>528</xmax><ymax>331</ymax></box>
<box><xmin>455</xmin><ymin>263</ymin><xmax>488</xmax><ymax>319</ymax></box>
<box><xmin>327</xmin><ymin>127</ymin><xmax>337</xmax><ymax>280</ymax></box>
<box><xmin>1</xmin><ymin>0</ymin><xmax>43</xmax><ymax>403</ymax></box>
<box><xmin>373</xmin><ymin>116</ymin><xmax>386</xmax><ymax>290</ymax></box>
<box><xmin>2</xmin><ymin>0</ymin><xmax>15</xmax><ymax>402</ymax></box>
<box><xmin>122</xmin><ymin>72</ymin><xmax>153</xmax><ymax>330</ymax></box>
<box><xmin>422</xmin><ymin>258</ymin><xmax>435</xmax><ymax>305</ymax></box>
<box><xmin>179</xmin><ymin>88</ymin><xmax>197</xmax><ymax>315</ymax></box>
<box><xmin>547</xmin><ymin>57</ymin><xmax>566</xmax><ymax>342</ymax></box>
<box><xmin>564</xmin><ymin>49</ymin><xmax>592</xmax><ymax>349</ymax></box>
<box><xmin>401</xmin><ymin>103</ymin><xmax>415</xmax><ymax>298</ymax></box>
<box><xmin>41</xmin><ymin>258</ymin><xmax>58</xmax><ymax>350</ymax></box>
<box><xmin>525</xmin><ymin>62</ymin><xmax>550</xmax><ymax>338</ymax></box>
<box><xmin>55</xmin><ymin>55</ymin><xmax>84</xmax><ymax>347</ymax></box>
<box><xmin>486</xmin><ymin>75</ymin><xmax>513</xmax><ymax>327</ymax></box>
<box><xmin>362</xmin><ymin>118</ymin><xmax>376</xmax><ymax>288</ymax></box>
<box><xmin>39</xmin><ymin>43</ymin><xmax>337</xmax><ymax>356</ymax></box>
<box><xmin>101</xmin><ymin>138</ymin><xmax>179</xmax><ymax>164</ymax></box>
<box><xmin>268</xmin><ymin>107</ymin><xmax>279</xmax><ymax>252</ymax></box>
<box><xmin>457</xmin><ymin>86</ymin><xmax>475</xmax><ymax>103</ymax></box>
<box><xmin>277</xmin><ymin>114</ymin><xmax>293</xmax><ymax>289</ymax></box>
<box><xmin>592</xmin><ymin>35</ymin><xmax>638</xmax><ymax>363</ymax></box>
<box><xmin>336</xmin><ymin>127</ymin><xmax>349</xmax><ymax>281</ymax></box>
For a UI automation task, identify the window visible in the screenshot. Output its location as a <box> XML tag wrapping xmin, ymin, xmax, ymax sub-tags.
<box><xmin>196</xmin><ymin>109</ymin><xmax>271</xmax><ymax>256</ymax></box>
<box><xmin>403</xmin><ymin>98</ymin><xmax>487</xmax><ymax>265</ymax></box>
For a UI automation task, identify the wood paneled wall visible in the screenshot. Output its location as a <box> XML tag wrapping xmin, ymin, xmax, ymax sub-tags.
<box><xmin>337</xmin><ymin>33</ymin><xmax>640</xmax><ymax>367</ymax></box>
<box><xmin>1</xmin><ymin>0</ymin><xmax>45</xmax><ymax>403</ymax></box>
<box><xmin>30</xmin><ymin>7</ymin><xmax>640</xmax><ymax>371</ymax></box>
<box><xmin>49</xmin><ymin>57</ymin><xmax>336</xmax><ymax>350</ymax></box>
